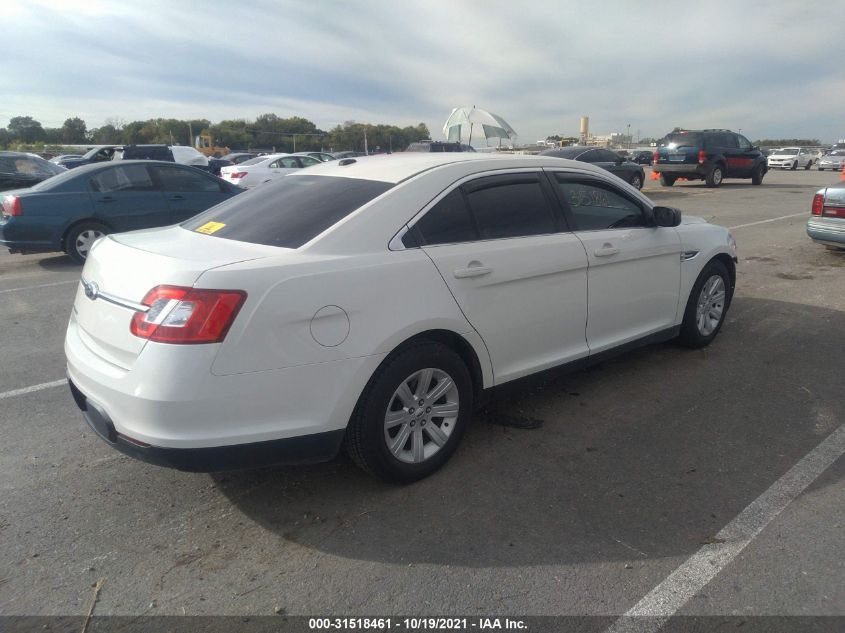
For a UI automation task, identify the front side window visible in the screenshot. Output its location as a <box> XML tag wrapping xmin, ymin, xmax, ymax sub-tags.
<box><xmin>90</xmin><ymin>165</ymin><xmax>155</xmax><ymax>192</ymax></box>
<box><xmin>554</xmin><ymin>178</ymin><xmax>646</xmax><ymax>231</ymax></box>
<box><xmin>182</xmin><ymin>175</ymin><xmax>393</xmax><ymax>249</ymax></box>
<box><xmin>737</xmin><ymin>135</ymin><xmax>753</xmax><ymax>150</ymax></box>
<box><xmin>298</xmin><ymin>156</ymin><xmax>321</xmax><ymax>167</ymax></box>
<box><xmin>578</xmin><ymin>149</ymin><xmax>602</xmax><ymax>163</ymax></box>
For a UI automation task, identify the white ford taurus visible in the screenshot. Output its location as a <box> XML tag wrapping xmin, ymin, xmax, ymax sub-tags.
<box><xmin>65</xmin><ymin>153</ymin><xmax>737</xmax><ymax>483</ymax></box>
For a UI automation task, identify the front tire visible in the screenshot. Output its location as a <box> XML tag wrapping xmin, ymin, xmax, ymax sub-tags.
<box><xmin>659</xmin><ymin>173</ymin><xmax>676</xmax><ymax>187</ymax></box>
<box><xmin>629</xmin><ymin>172</ymin><xmax>643</xmax><ymax>190</ymax></box>
<box><xmin>751</xmin><ymin>164</ymin><xmax>765</xmax><ymax>185</ymax></box>
<box><xmin>705</xmin><ymin>165</ymin><xmax>724</xmax><ymax>188</ymax></box>
<box><xmin>678</xmin><ymin>260</ymin><xmax>732</xmax><ymax>348</ymax></box>
<box><xmin>804</xmin><ymin>160</ymin><xmax>811</xmax><ymax>170</ymax></box>
<box><xmin>64</xmin><ymin>222</ymin><xmax>108</xmax><ymax>264</ymax></box>
<box><xmin>790</xmin><ymin>161</ymin><xmax>798</xmax><ymax>170</ymax></box>
<box><xmin>346</xmin><ymin>342</ymin><xmax>473</xmax><ymax>483</ymax></box>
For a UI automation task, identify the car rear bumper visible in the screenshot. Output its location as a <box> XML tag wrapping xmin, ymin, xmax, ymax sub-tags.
<box><xmin>653</xmin><ymin>163</ymin><xmax>707</xmax><ymax>177</ymax></box>
<box><xmin>807</xmin><ymin>218</ymin><xmax>845</xmax><ymax>246</ymax></box>
<box><xmin>68</xmin><ymin>378</ymin><xmax>345</xmax><ymax>471</ymax></box>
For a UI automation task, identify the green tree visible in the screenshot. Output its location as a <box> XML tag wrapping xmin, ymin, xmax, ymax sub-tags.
<box><xmin>61</xmin><ymin>117</ymin><xmax>87</xmax><ymax>143</ymax></box>
<box><xmin>89</xmin><ymin>124</ymin><xmax>119</xmax><ymax>144</ymax></box>
<box><xmin>7</xmin><ymin>116</ymin><xmax>46</xmax><ymax>143</ymax></box>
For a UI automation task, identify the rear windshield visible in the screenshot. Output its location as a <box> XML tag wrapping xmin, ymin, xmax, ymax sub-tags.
<box><xmin>777</xmin><ymin>148</ymin><xmax>798</xmax><ymax>155</ymax></box>
<box><xmin>181</xmin><ymin>175</ymin><xmax>394</xmax><ymax>249</ymax></box>
<box><xmin>660</xmin><ymin>133</ymin><xmax>703</xmax><ymax>149</ymax></box>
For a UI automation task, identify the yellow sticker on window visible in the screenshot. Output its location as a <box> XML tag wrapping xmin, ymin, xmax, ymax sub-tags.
<box><xmin>196</xmin><ymin>221</ymin><xmax>226</xmax><ymax>235</ymax></box>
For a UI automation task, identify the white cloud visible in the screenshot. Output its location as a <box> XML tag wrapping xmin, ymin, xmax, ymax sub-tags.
<box><xmin>2</xmin><ymin>0</ymin><xmax>843</xmax><ymax>142</ymax></box>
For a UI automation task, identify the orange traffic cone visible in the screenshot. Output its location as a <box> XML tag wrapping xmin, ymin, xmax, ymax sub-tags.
<box><xmin>650</xmin><ymin>170</ymin><xmax>660</xmax><ymax>181</ymax></box>
<box><xmin>840</xmin><ymin>164</ymin><xmax>845</xmax><ymax>181</ymax></box>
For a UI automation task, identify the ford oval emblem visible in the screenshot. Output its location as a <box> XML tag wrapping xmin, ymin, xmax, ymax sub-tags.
<box><xmin>83</xmin><ymin>280</ymin><xmax>99</xmax><ymax>301</ymax></box>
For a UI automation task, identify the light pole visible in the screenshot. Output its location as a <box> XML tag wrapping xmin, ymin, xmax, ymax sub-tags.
<box><xmin>627</xmin><ymin>124</ymin><xmax>631</xmax><ymax>149</ymax></box>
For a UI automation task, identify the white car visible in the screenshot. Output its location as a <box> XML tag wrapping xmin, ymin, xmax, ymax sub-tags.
<box><xmin>767</xmin><ymin>147</ymin><xmax>814</xmax><ymax>170</ymax></box>
<box><xmin>170</xmin><ymin>145</ymin><xmax>209</xmax><ymax>167</ymax></box>
<box><xmin>817</xmin><ymin>149</ymin><xmax>845</xmax><ymax>172</ymax></box>
<box><xmin>65</xmin><ymin>154</ymin><xmax>738</xmax><ymax>483</ymax></box>
<box><xmin>219</xmin><ymin>153</ymin><xmax>320</xmax><ymax>188</ymax></box>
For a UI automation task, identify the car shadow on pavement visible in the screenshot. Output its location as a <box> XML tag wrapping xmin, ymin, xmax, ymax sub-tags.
<box><xmin>37</xmin><ymin>253</ymin><xmax>78</xmax><ymax>271</ymax></box>
<box><xmin>213</xmin><ymin>297</ymin><xmax>844</xmax><ymax>568</ymax></box>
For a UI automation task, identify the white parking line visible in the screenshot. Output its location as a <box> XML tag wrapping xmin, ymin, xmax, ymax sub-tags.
<box><xmin>605</xmin><ymin>422</ymin><xmax>845</xmax><ymax>633</ymax></box>
<box><xmin>0</xmin><ymin>379</ymin><xmax>67</xmax><ymax>400</ymax></box>
<box><xmin>728</xmin><ymin>212</ymin><xmax>807</xmax><ymax>230</ymax></box>
<box><xmin>0</xmin><ymin>279</ymin><xmax>78</xmax><ymax>294</ymax></box>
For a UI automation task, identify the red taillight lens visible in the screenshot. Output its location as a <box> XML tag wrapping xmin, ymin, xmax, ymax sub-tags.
<box><xmin>811</xmin><ymin>194</ymin><xmax>824</xmax><ymax>216</ymax></box>
<box><xmin>229</xmin><ymin>171</ymin><xmax>247</xmax><ymax>179</ymax></box>
<box><xmin>2</xmin><ymin>195</ymin><xmax>22</xmax><ymax>216</ymax></box>
<box><xmin>130</xmin><ymin>285</ymin><xmax>247</xmax><ymax>344</ymax></box>
<box><xmin>698</xmin><ymin>150</ymin><xmax>707</xmax><ymax>164</ymax></box>
<box><xmin>653</xmin><ymin>151</ymin><xmax>659</xmax><ymax>164</ymax></box>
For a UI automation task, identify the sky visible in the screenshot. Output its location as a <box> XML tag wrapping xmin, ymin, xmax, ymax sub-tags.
<box><xmin>4</xmin><ymin>0</ymin><xmax>844</xmax><ymax>144</ymax></box>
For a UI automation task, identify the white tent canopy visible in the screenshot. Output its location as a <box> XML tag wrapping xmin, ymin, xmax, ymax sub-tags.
<box><xmin>443</xmin><ymin>106</ymin><xmax>518</xmax><ymax>145</ymax></box>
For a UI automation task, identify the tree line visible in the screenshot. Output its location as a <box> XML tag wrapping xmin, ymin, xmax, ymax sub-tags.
<box><xmin>0</xmin><ymin>114</ymin><xmax>431</xmax><ymax>153</ymax></box>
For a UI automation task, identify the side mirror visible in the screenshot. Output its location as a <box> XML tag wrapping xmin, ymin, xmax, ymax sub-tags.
<box><xmin>653</xmin><ymin>206</ymin><xmax>682</xmax><ymax>227</ymax></box>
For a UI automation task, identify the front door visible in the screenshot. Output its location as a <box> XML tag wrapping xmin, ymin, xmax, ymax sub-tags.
<box><xmin>547</xmin><ymin>172</ymin><xmax>681</xmax><ymax>354</ymax></box>
<box><xmin>88</xmin><ymin>164</ymin><xmax>169</xmax><ymax>231</ymax></box>
<box><xmin>150</xmin><ymin>164</ymin><xmax>231</xmax><ymax>223</ymax></box>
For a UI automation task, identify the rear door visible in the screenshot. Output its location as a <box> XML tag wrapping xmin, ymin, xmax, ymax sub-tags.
<box><xmin>266</xmin><ymin>156</ymin><xmax>299</xmax><ymax>181</ymax></box>
<box><xmin>89</xmin><ymin>164</ymin><xmax>169</xmax><ymax>231</ymax></box>
<box><xmin>414</xmin><ymin>171</ymin><xmax>589</xmax><ymax>384</ymax></box>
<box><xmin>149</xmin><ymin>164</ymin><xmax>233</xmax><ymax>223</ymax></box>
<box><xmin>714</xmin><ymin>133</ymin><xmax>748</xmax><ymax>177</ymax></box>
<box><xmin>548</xmin><ymin>172</ymin><xmax>681</xmax><ymax>354</ymax></box>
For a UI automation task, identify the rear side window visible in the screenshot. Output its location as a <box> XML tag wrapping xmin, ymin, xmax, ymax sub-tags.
<box><xmin>554</xmin><ymin>178</ymin><xmax>646</xmax><ymax>231</ymax></box>
<box><xmin>414</xmin><ymin>189</ymin><xmax>476</xmax><ymax>245</ymax></box>
<box><xmin>464</xmin><ymin>175</ymin><xmax>556</xmax><ymax>240</ymax></box>
<box><xmin>152</xmin><ymin>165</ymin><xmax>222</xmax><ymax>192</ymax></box>
<box><xmin>182</xmin><ymin>175</ymin><xmax>393</xmax><ymax>249</ymax></box>
<box><xmin>90</xmin><ymin>165</ymin><xmax>155</xmax><ymax>192</ymax></box>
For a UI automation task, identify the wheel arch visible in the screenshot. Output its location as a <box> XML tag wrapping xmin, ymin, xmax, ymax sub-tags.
<box><xmin>61</xmin><ymin>217</ymin><xmax>114</xmax><ymax>251</ymax></box>
<box><xmin>711</xmin><ymin>252</ymin><xmax>736</xmax><ymax>294</ymax></box>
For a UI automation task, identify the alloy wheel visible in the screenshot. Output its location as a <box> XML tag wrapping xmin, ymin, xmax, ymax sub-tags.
<box><xmin>696</xmin><ymin>275</ymin><xmax>726</xmax><ymax>336</ymax></box>
<box><xmin>383</xmin><ymin>368</ymin><xmax>459</xmax><ymax>464</ymax></box>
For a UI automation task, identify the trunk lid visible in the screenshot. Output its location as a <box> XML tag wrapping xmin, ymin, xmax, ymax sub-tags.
<box><xmin>71</xmin><ymin>225</ymin><xmax>279</xmax><ymax>369</ymax></box>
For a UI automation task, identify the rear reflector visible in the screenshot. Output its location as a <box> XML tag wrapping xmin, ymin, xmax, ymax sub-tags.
<box><xmin>130</xmin><ymin>285</ymin><xmax>247</xmax><ymax>344</ymax></box>
<box><xmin>230</xmin><ymin>172</ymin><xmax>247</xmax><ymax>179</ymax></box>
<box><xmin>653</xmin><ymin>151</ymin><xmax>659</xmax><ymax>164</ymax></box>
<box><xmin>811</xmin><ymin>194</ymin><xmax>824</xmax><ymax>216</ymax></box>
<box><xmin>698</xmin><ymin>150</ymin><xmax>707</xmax><ymax>164</ymax></box>
<box><xmin>2</xmin><ymin>195</ymin><xmax>22</xmax><ymax>216</ymax></box>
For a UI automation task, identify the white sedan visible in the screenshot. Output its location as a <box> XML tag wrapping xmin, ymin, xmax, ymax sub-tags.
<box><xmin>65</xmin><ymin>154</ymin><xmax>738</xmax><ymax>483</ymax></box>
<box><xmin>766</xmin><ymin>147</ymin><xmax>814</xmax><ymax>170</ymax></box>
<box><xmin>219</xmin><ymin>153</ymin><xmax>320</xmax><ymax>188</ymax></box>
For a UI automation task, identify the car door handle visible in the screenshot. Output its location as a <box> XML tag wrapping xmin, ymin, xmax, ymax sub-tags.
<box><xmin>97</xmin><ymin>196</ymin><xmax>115</xmax><ymax>203</ymax></box>
<box><xmin>594</xmin><ymin>244</ymin><xmax>619</xmax><ymax>257</ymax></box>
<box><xmin>168</xmin><ymin>195</ymin><xmax>185</xmax><ymax>200</ymax></box>
<box><xmin>453</xmin><ymin>262</ymin><xmax>493</xmax><ymax>279</ymax></box>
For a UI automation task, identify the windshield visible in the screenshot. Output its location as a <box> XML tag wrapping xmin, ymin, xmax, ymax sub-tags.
<box><xmin>660</xmin><ymin>133</ymin><xmax>702</xmax><ymax>149</ymax></box>
<box><xmin>239</xmin><ymin>156</ymin><xmax>271</xmax><ymax>166</ymax></box>
<box><xmin>777</xmin><ymin>148</ymin><xmax>798</xmax><ymax>156</ymax></box>
<box><xmin>182</xmin><ymin>175</ymin><xmax>394</xmax><ymax>249</ymax></box>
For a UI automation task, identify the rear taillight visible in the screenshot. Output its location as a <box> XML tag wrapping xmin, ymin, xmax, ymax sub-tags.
<box><xmin>811</xmin><ymin>194</ymin><xmax>824</xmax><ymax>216</ymax></box>
<box><xmin>698</xmin><ymin>150</ymin><xmax>707</xmax><ymax>164</ymax></box>
<box><xmin>653</xmin><ymin>150</ymin><xmax>659</xmax><ymax>164</ymax></box>
<box><xmin>130</xmin><ymin>285</ymin><xmax>247</xmax><ymax>344</ymax></box>
<box><xmin>229</xmin><ymin>171</ymin><xmax>247</xmax><ymax>179</ymax></box>
<box><xmin>2</xmin><ymin>195</ymin><xmax>22</xmax><ymax>216</ymax></box>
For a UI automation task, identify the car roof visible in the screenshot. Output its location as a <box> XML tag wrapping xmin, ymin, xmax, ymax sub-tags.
<box><xmin>284</xmin><ymin>152</ymin><xmax>616</xmax><ymax>184</ymax></box>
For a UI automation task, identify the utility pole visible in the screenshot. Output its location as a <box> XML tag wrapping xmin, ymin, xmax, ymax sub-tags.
<box><xmin>627</xmin><ymin>123</ymin><xmax>631</xmax><ymax>149</ymax></box>
<box><xmin>363</xmin><ymin>127</ymin><xmax>368</xmax><ymax>155</ymax></box>
<box><xmin>188</xmin><ymin>121</ymin><xmax>193</xmax><ymax>147</ymax></box>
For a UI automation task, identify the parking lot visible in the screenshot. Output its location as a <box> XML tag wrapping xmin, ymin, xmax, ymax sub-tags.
<box><xmin>1</xmin><ymin>167</ymin><xmax>843</xmax><ymax>626</ymax></box>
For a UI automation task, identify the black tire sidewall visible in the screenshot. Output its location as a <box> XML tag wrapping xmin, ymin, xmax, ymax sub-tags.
<box><xmin>630</xmin><ymin>173</ymin><xmax>643</xmax><ymax>189</ymax></box>
<box><xmin>353</xmin><ymin>343</ymin><xmax>473</xmax><ymax>483</ymax></box>
<box><xmin>659</xmin><ymin>174</ymin><xmax>676</xmax><ymax>187</ymax></box>
<box><xmin>679</xmin><ymin>260</ymin><xmax>731</xmax><ymax>348</ymax></box>
<box><xmin>706</xmin><ymin>165</ymin><xmax>723</xmax><ymax>187</ymax></box>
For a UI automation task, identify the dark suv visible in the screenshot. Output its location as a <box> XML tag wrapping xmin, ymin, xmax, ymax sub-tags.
<box><xmin>653</xmin><ymin>129</ymin><xmax>767</xmax><ymax>187</ymax></box>
<box><xmin>112</xmin><ymin>144</ymin><xmax>174</xmax><ymax>161</ymax></box>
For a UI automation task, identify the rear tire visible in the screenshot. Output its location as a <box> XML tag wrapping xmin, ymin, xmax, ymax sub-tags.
<box><xmin>659</xmin><ymin>174</ymin><xmax>676</xmax><ymax>187</ymax></box>
<box><xmin>790</xmin><ymin>161</ymin><xmax>798</xmax><ymax>170</ymax></box>
<box><xmin>346</xmin><ymin>341</ymin><xmax>473</xmax><ymax>484</ymax></box>
<box><xmin>751</xmin><ymin>164</ymin><xmax>765</xmax><ymax>185</ymax></box>
<box><xmin>705</xmin><ymin>164</ymin><xmax>724</xmax><ymax>188</ymax></box>
<box><xmin>804</xmin><ymin>160</ymin><xmax>811</xmax><ymax>170</ymax></box>
<box><xmin>678</xmin><ymin>260</ymin><xmax>732</xmax><ymax>348</ymax></box>
<box><xmin>64</xmin><ymin>222</ymin><xmax>108</xmax><ymax>265</ymax></box>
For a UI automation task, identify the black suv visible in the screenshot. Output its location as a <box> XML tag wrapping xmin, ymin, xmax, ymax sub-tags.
<box><xmin>653</xmin><ymin>129</ymin><xmax>767</xmax><ymax>187</ymax></box>
<box><xmin>112</xmin><ymin>144</ymin><xmax>174</xmax><ymax>161</ymax></box>
<box><xmin>406</xmin><ymin>140</ymin><xmax>476</xmax><ymax>152</ymax></box>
